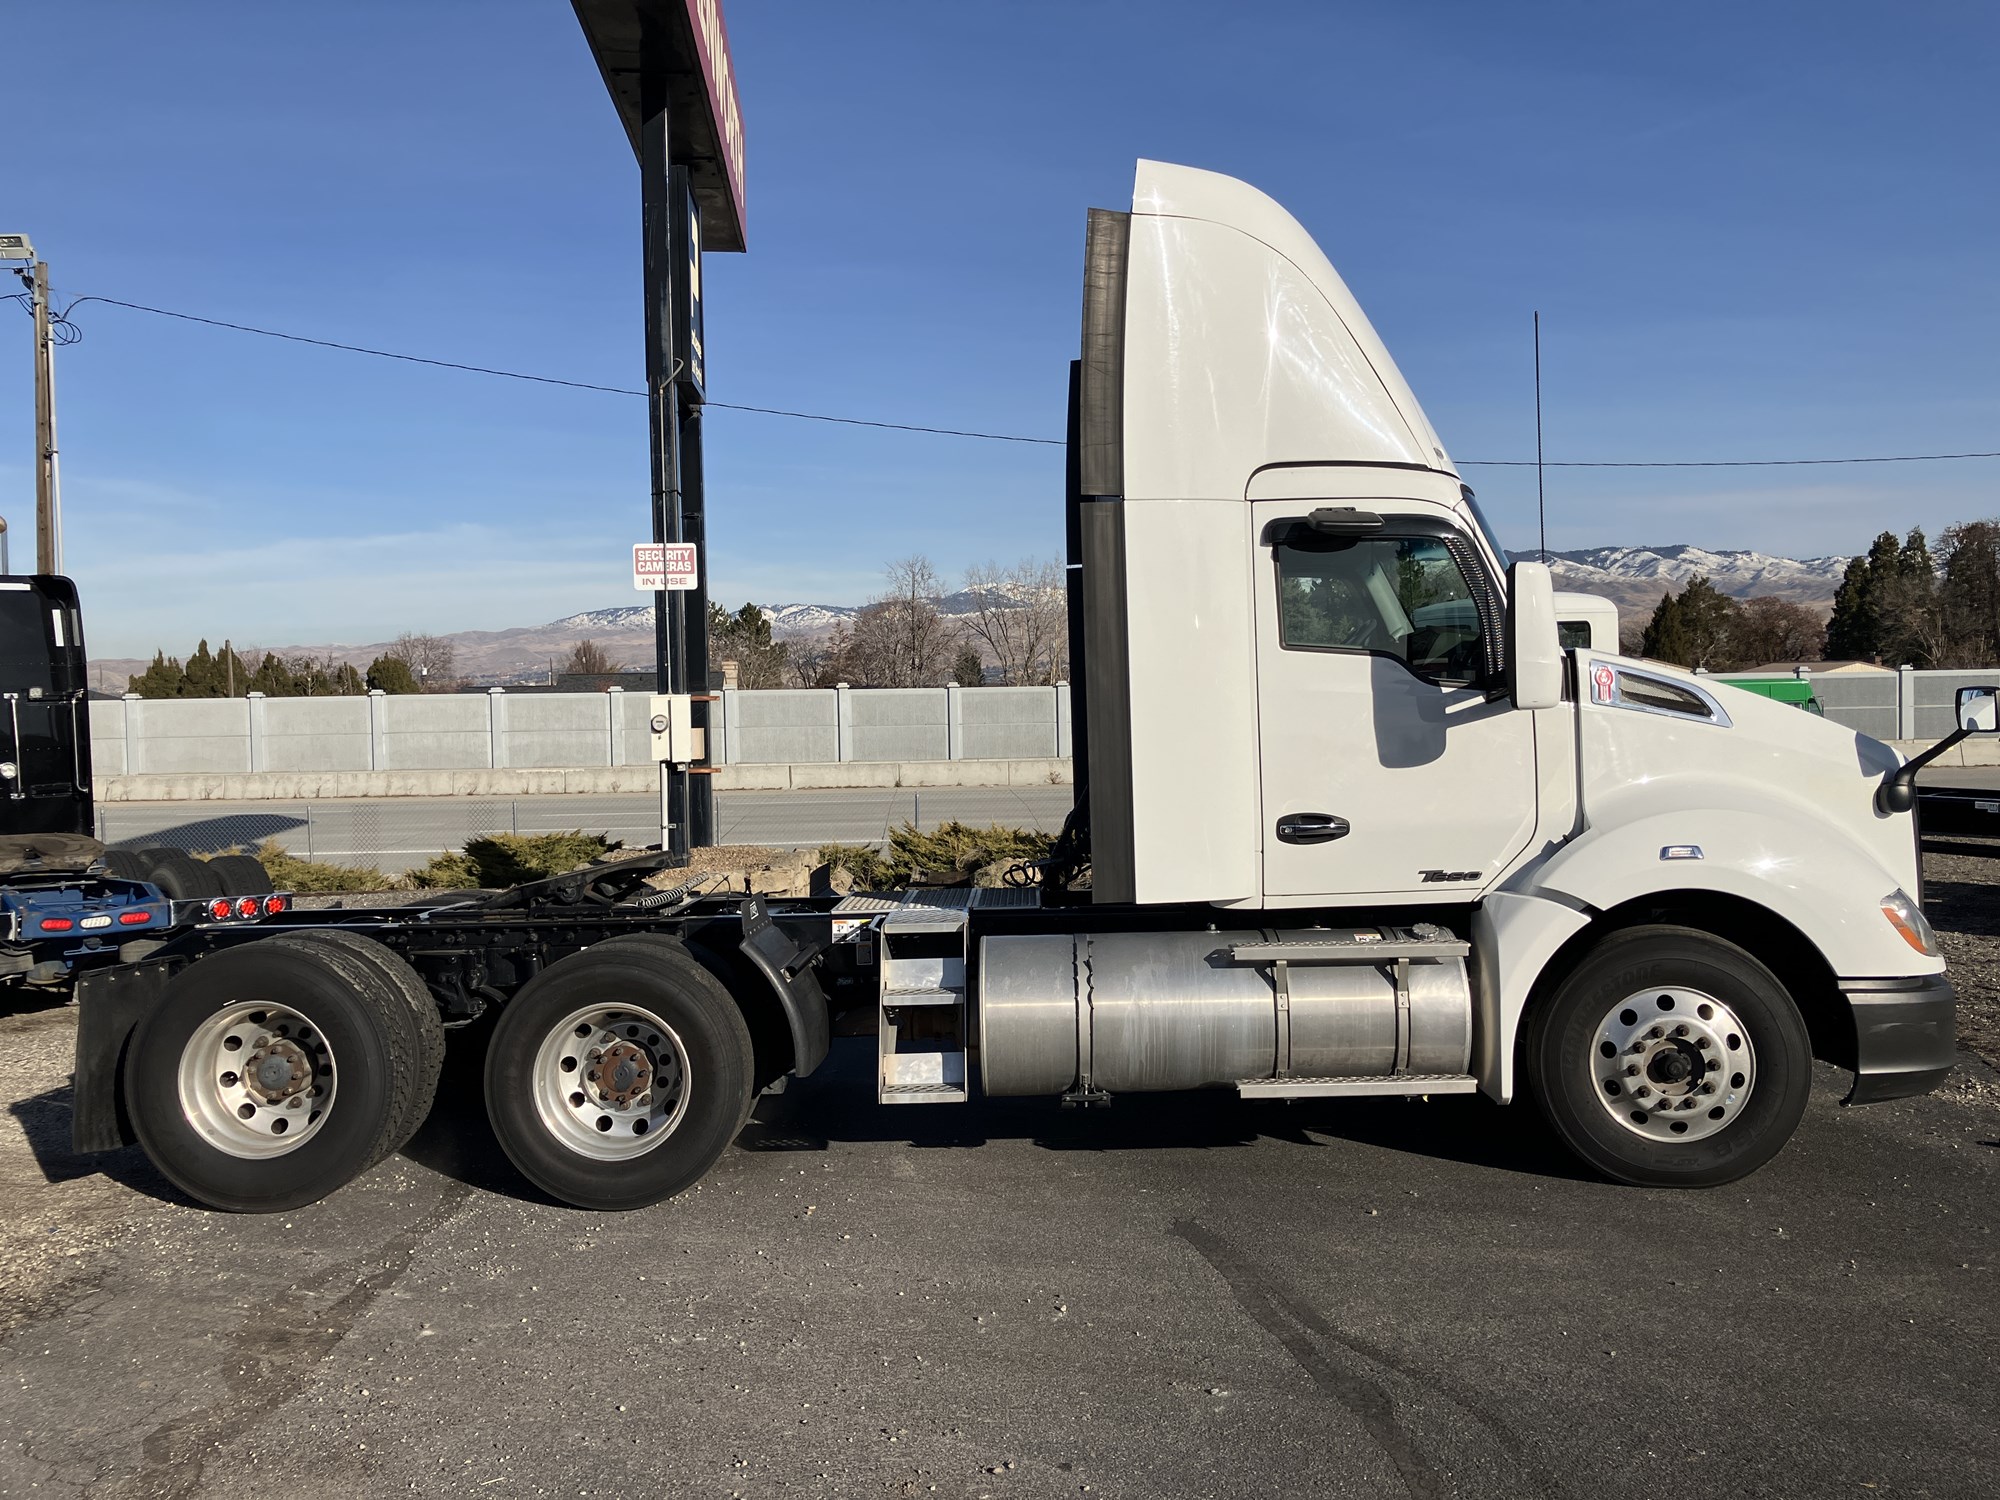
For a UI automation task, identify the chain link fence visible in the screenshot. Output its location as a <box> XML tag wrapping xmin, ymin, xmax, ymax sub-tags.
<box><xmin>94</xmin><ymin>787</ymin><xmax>1075</xmax><ymax>875</ymax></box>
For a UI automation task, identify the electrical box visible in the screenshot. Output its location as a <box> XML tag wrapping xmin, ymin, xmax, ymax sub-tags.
<box><xmin>648</xmin><ymin>694</ymin><xmax>702</xmax><ymax>765</ymax></box>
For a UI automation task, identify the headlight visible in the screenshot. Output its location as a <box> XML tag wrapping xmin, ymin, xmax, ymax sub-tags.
<box><xmin>1880</xmin><ymin>889</ymin><xmax>1938</xmax><ymax>957</ymax></box>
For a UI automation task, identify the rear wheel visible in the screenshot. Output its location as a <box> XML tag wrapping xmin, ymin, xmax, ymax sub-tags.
<box><xmin>208</xmin><ymin>853</ymin><xmax>275</xmax><ymax>898</ymax></box>
<box><xmin>485</xmin><ymin>935</ymin><xmax>754</xmax><ymax>1211</ymax></box>
<box><xmin>1526</xmin><ymin>925</ymin><xmax>1811</xmax><ymax>1188</ymax></box>
<box><xmin>276</xmin><ymin>930</ymin><xmax>445</xmax><ymax>1157</ymax></box>
<box><xmin>137</xmin><ymin>847</ymin><xmax>223</xmax><ymax>901</ymax></box>
<box><xmin>123</xmin><ymin>940</ymin><xmax>418</xmax><ymax>1211</ymax></box>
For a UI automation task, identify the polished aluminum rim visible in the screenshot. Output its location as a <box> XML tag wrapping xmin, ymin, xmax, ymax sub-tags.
<box><xmin>177</xmin><ymin>1003</ymin><xmax>337</xmax><ymax>1159</ymax></box>
<box><xmin>531</xmin><ymin>1004</ymin><xmax>690</xmax><ymax>1160</ymax></box>
<box><xmin>1591</xmin><ymin>986</ymin><xmax>1754</xmax><ymax>1143</ymax></box>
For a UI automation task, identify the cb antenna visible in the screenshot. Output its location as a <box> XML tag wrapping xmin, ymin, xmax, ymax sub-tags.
<box><xmin>1534</xmin><ymin>310</ymin><xmax>1547</xmax><ymax>562</ymax></box>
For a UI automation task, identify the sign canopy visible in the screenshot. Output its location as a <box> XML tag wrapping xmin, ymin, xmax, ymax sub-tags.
<box><xmin>572</xmin><ymin>0</ymin><xmax>747</xmax><ymax>251</ymax></box>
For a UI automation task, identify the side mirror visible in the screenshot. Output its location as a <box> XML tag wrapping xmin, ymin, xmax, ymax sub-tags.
<box><xmin>1508</xmin><ymin>561</ymin><xmax>1562</xmax><ymax>711</ymax></box>
<box><xmin>1957</xmin><ymin>685</ymin><xmax>2000</xmax><ymax>733</ymax></box>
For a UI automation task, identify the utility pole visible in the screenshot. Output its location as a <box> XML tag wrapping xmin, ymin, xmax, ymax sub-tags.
<box><xmin>28</xmin><ymin>261</ymin><xmax>59</xmax><ymax>574</ymax></box>
<box><xmin>1</xmin><ymin>235</ymin><xmax>56</xmax><ymax>574</ymax></box>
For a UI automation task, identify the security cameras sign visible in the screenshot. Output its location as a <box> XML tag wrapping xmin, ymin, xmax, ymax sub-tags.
<box><xmin>634</xmin><ymin>543</ymin><xmax>698</xmax><ymax>591</ymax></box>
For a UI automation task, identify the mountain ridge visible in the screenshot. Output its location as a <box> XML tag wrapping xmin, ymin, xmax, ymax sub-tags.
<box><xmin>89</xmin><ymin>544</ymin><xmax>1845</xmax><ymax>689</ymax></box>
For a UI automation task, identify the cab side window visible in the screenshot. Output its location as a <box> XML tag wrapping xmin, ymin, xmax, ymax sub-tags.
<box><xmin>1275</xmin><ymin>534</ymin><xmax>1487</xmax><ymax>686</ymax></box>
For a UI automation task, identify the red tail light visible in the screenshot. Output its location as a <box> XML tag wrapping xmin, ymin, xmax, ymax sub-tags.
<box><xmin>207</xmin><ymin>898</ymin><xmax>233</xmax><ymax>921</ymax></box>
<box><xmin>263</xmin><ymin>895</ymin><xmax>288</xmax><ymax>915</ymax></box>
<box><xmin>117</xmin><ymin>910</ymin><xmax>152</xmax><ymax>926</ymax></box>
<box><xmin>234</xmin><ymin>896</ymin><xmax>261</xmax><ymax>919</ymax></box>
<box><xmin>38</xmin><ymin>917</ymin><xmax>73</xmax><ymax>932</ymax></box>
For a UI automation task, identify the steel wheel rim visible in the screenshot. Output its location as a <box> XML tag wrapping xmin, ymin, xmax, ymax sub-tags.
<box><xmin>531</xmin><ymin>1003</ymin><xmax>691</xmax><ymax>1161</ymax></box>
<box><xmin>1591</xmin><ymin>986</ymin><xmax>1755</xmax><ymax>1143</ymax></box>
<box><xmin>177</xmin><ymin>1002</ymin><xmax>337</xmax><ymax>1159</ymax></box>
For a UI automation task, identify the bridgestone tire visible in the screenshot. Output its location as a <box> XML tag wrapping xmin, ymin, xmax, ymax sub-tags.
<box><xmin>1526</xmin><ymin>925</ymin><xmax>1812</xmax><ymax>1188</ymax></box>
<box><xmin>485</xmin><ymin>934</ymin><xmax>754</xmax><ymax>1211</ymax></box>
<box><xmin>123</xmin><ymin>940</ymin><xmax>417</xmax><ymax>1212</ymax></box>
<box><xmin>101</xmin><ymin>848</ymin><xmax>150</xmax><ymax>882</ymax></box>
<box><xmin>208</xmin><ymin>854</ymin><xmax>275</xmax><ymax>898</ymax></box>
<box><xmin>277</xmin><ymin>930</ymin><xmax>445</xmax><ymax>1158</ymax></box>
<box><xmin>138</xmin><ymin>847</ymin><xmax>224</xmax><ymax>901</ymax></box>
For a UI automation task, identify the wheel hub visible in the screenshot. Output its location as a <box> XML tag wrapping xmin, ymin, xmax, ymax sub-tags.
<box><xmin>532</xmin><ymin>1006</ymin><xmax>691</xmax><ymax>1162</ymax></box>
<box><xmin>245</xmin><ymin>1037</ymin><xmax>314</xmax><ymax>1102</ymax></box>
<box><xmin>591</xmin><ymin>1041</ymin><xmax>654</xmax><ymax>1107</ymax></box>
<box><xmin>177</xmin><ymin>1004</ymin><xmax>336</xmax><ymax>1160</ymax></box>
<box><xmin>1592</xmin><ymin>987</ymin><xmax>1754</xmax><ymax>1143</ymax></box>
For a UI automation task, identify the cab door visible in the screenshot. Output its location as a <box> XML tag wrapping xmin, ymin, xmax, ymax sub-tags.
<box><xmin>1253</xmin><ymin>508</ymin><xmax>1537</xmax><ymax>900</ymax></box>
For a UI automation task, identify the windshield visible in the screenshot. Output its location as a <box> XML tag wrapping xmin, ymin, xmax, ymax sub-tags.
<box><xmin>1463</xmin><ymin>493</ymin><xmax>1512</xmax><ymax>570</ymax></box>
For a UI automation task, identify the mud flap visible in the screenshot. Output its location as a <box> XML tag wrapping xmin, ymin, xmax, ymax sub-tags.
<box><xmin>71</xmin><ymin>959</ymin><xmax>174</xmax><ymax>1153</ymax></box>
<box><xmin>737</xmin><ymin>897</ymin><xmax>831</xmax><ymax>1078</ymax></box>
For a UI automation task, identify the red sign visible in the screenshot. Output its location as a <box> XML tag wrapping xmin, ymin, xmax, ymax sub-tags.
<box><xmin>634</xmin><ymin>542</ymin><xmax>699</xmax><ymax>591</ymax></box>
<box><xmin>683</xmin><ymin>0</ymin><xmax>746</xmax><ymax>246</ymax></box>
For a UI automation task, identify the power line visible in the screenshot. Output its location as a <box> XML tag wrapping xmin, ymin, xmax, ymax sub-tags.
<box><xmin>58</xmin><ymin>292</ymin><xmax>2000</xmax><ymax>467</ymax></box>
<box><xmin>64</xmin><ymin>296</ymin><xmax>645</xmax><ymax>396</ymax></box>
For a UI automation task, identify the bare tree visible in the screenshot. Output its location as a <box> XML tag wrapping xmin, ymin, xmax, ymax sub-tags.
<box><xmin>1728</xmin><ymin>597</ymin><xmax>1826</xmax><ymax>667</ymax></box>
<box><xmin>960</xmin><ymin>558</ymin><xmax>1068</xmax><ymax>684</ymax></box>
<box><xmin>785</xmin><ymin>635</ymin><xmax>840</xmax><ymax>688</ymax></box>
<box><xmin>841</xmin><ymin>557</ymin><xmax>960</xmax><ymax>687</ymax></box>
<box><xmin>388</xmin><ymin>632</ymin><xmax>461</xmax><ymax>692</ymax></box>
<box><xmin>561</xmin><ymin>639</ymin><xmax>624</xmax><ymax>676</ymax></box>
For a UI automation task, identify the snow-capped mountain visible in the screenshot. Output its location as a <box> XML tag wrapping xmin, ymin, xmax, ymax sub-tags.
<box><xmin>1543</xmin><ymin>545</ymin><xmax>1846</xmax><ymax>614</ymax></box>
<box><xmin>93</xmin><ymin>551</ymin><xmax>1845</xmax><ymax>689</ymax></box>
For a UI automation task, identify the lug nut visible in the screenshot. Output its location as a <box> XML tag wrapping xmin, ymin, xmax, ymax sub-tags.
<box><xmin>1634</xmin><ymin>1085</ymin><xmax>1651</xmax><ymax>1098</ymax></box>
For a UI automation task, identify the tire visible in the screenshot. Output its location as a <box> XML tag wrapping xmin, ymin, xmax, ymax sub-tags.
<box><xmin>277</xmin><ymin>930</ymin><xmax>445</xmax><ymax>1158</ymax></box>
<box><xmin>484</xmin><ymin>934</ymin><xmax>754</xmax><ymax>1211</ymax></box>
<box><xmin>1526</xmin><ymin>925</ymin><xmax>1812</xmax><ymax>1188</ymax></box>
<box><xmin>123</xmin><ymin>940</ymin><xmax>418</xmax><ymax>1212</ymax></box>
<box><xmin>208</xmin><ymin>853</ymin><xmax>275</xmax><ymax>898</ymax></box>
<box><xmin>137</xmin><ymin>847</ymin><xmax>224</xmax><ymax>901</ymax></box>
<box><xmin>101</xmin><ymin>847</ymin><xmax>150</xmax><ymax>881</ymax></box>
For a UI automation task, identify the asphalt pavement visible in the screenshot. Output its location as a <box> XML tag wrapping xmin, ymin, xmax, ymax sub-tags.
<box><xmin>96</xmin><ymin>786</ymin><xmax>1076</xmax><ymax>871</ymax></box>
<box><xmin>3</xmin><ymin>1006</ymin><xmax>1996</xmax><ymax>1499</ymax></box>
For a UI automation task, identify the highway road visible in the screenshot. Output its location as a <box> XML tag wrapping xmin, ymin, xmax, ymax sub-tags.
<box><xmin>96</xmin><ymin>786</ymin><xmax>1076</xmax><ymax>871</ymax></box>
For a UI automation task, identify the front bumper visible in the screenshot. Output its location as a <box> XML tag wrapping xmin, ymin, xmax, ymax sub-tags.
<box><xmin>1842</xmin><ymin>973</ymin><xmax>1956</xmax><ymax>1105</ymax></box>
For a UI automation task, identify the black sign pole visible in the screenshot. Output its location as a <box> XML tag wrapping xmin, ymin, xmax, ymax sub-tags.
<box><xmin>640</xmin><ymin>24</ymin><xmax>690</xmax><ymax>866</ymax></box>
<box><xmin>670</xmin><ymin>166</ymin><xmax>714</xmax><ymax>849</ymax></box>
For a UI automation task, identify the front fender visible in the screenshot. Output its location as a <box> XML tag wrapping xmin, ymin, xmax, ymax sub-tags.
<box><xmin>1522</xmin><ymin>809</ymin><xmax>1935</xmax><ymax>979</ymax></box>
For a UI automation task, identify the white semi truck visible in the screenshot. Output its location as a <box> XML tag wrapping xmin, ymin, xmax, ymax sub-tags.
<box><xmin>70</xmin><ymin>161</ymin><xmax>1968</xmax><ymax>1214</ymax></box>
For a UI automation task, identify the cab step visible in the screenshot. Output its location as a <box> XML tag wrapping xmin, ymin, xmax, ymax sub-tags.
<box><xmin>1236</xmin><ymin>1073</ymin><xmax>1479</xmax><ymax>1099</ymax></box>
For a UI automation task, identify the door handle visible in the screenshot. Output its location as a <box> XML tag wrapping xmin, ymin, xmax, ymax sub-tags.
<box><xmin>1276</xmin><ymin>812</ymin><xmax>1350</xmax><ymax>845</ymax></box>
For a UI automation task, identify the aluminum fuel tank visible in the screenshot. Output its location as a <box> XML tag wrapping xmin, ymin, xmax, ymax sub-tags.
<box><xmin>977</xmin><ymin>930</ymin><xmax>1471</xmax><ymax>1097</ymax></box>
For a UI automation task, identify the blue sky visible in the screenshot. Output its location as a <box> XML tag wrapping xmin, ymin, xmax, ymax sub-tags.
<box><xmin>3</xmin><ymin>0</ymin><xmax>1995</xmax><ymax>658</ymax></box>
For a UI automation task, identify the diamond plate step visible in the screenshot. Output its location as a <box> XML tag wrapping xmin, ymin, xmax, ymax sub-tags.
<box><xmin>1236</xmin><ymin>1074</ymin><xmax>1479</xmax><ymax>1099</ymax></box>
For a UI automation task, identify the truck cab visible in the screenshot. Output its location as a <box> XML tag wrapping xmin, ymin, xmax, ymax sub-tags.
<box><xmin>69</xmin><ymin>162</ymin><xmax>1970</xmax><ymax>1216</ymax></box>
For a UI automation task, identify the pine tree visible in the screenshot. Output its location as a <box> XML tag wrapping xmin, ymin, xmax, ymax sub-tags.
<box><xmin>952</xmin><ymin>643</ymin><xmax>985</xmax><ymax>686</ymax></box>
<box><xmin>1825</xmin><ymin>556</ymin><xmax>1876</xmax><ymax>661</ymax></box>
<box><xmin>128</xmin><ymin>651</ymin><xmax>188</xmax><ymax>698</ymax></box>
<box><xmin>1640</xmin><ymin>591</ymin><xmax>1692</xmax><ymax>665</ymax></box>
<box><xmin>1676</xmin><ymin>576</ymin><xmax>1740</xmax><ymax>670</ymax></box>
<box><xmin>247</xmin><ymin>652</ymin><xmax>298</xmax><ymax>697</ymax></box>
<box><xmin>366</xmin><ymin>655</ymin><xmax>421</xmax><ymax>693</ymax></box>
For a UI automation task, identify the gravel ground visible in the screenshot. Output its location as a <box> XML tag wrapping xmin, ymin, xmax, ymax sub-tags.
<box><xmin>2</xmin><ymin>853</ymin><xmax>1996</xmax><ymax>1497</ymax></box>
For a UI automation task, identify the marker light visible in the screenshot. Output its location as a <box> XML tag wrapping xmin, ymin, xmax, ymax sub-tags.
<box><xmin>207</xmin><ymin>898</ymin><xmax>234</xmax><ymax>922</ymax></box>
<box><xmin>263</xmin><ymin>895</ymin><xmax>288</xmax><ymax>915</ymax></box>
<box><xmin>234</xmin><ymin>896</ymin><xmax>261</xmax><ymax>919</ymax></box>
<box><xmin>1880</xmin><ymin>890</ymin><xmax>1937</xmax><ymax>956</ymax></box>
<box><xmin>38</xmin><ymin>917</ymin><xmax>73</xmax><ymax>932</ymax></box>
<box><xmin>117</xmin><ymin>910</ymin><xmax>152</xmax><ymax>926</ymax></box>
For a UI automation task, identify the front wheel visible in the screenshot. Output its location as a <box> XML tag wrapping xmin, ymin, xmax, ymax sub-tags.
<box><xmin>1526</xmin><ymin>925</ymin><xmax>1811</xmax><ymax>1188</ymax></box>
<box><xmin>484</xmin><ymin>935</ymin><xmax>754</xmax><ymax>1211</ymax></box>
